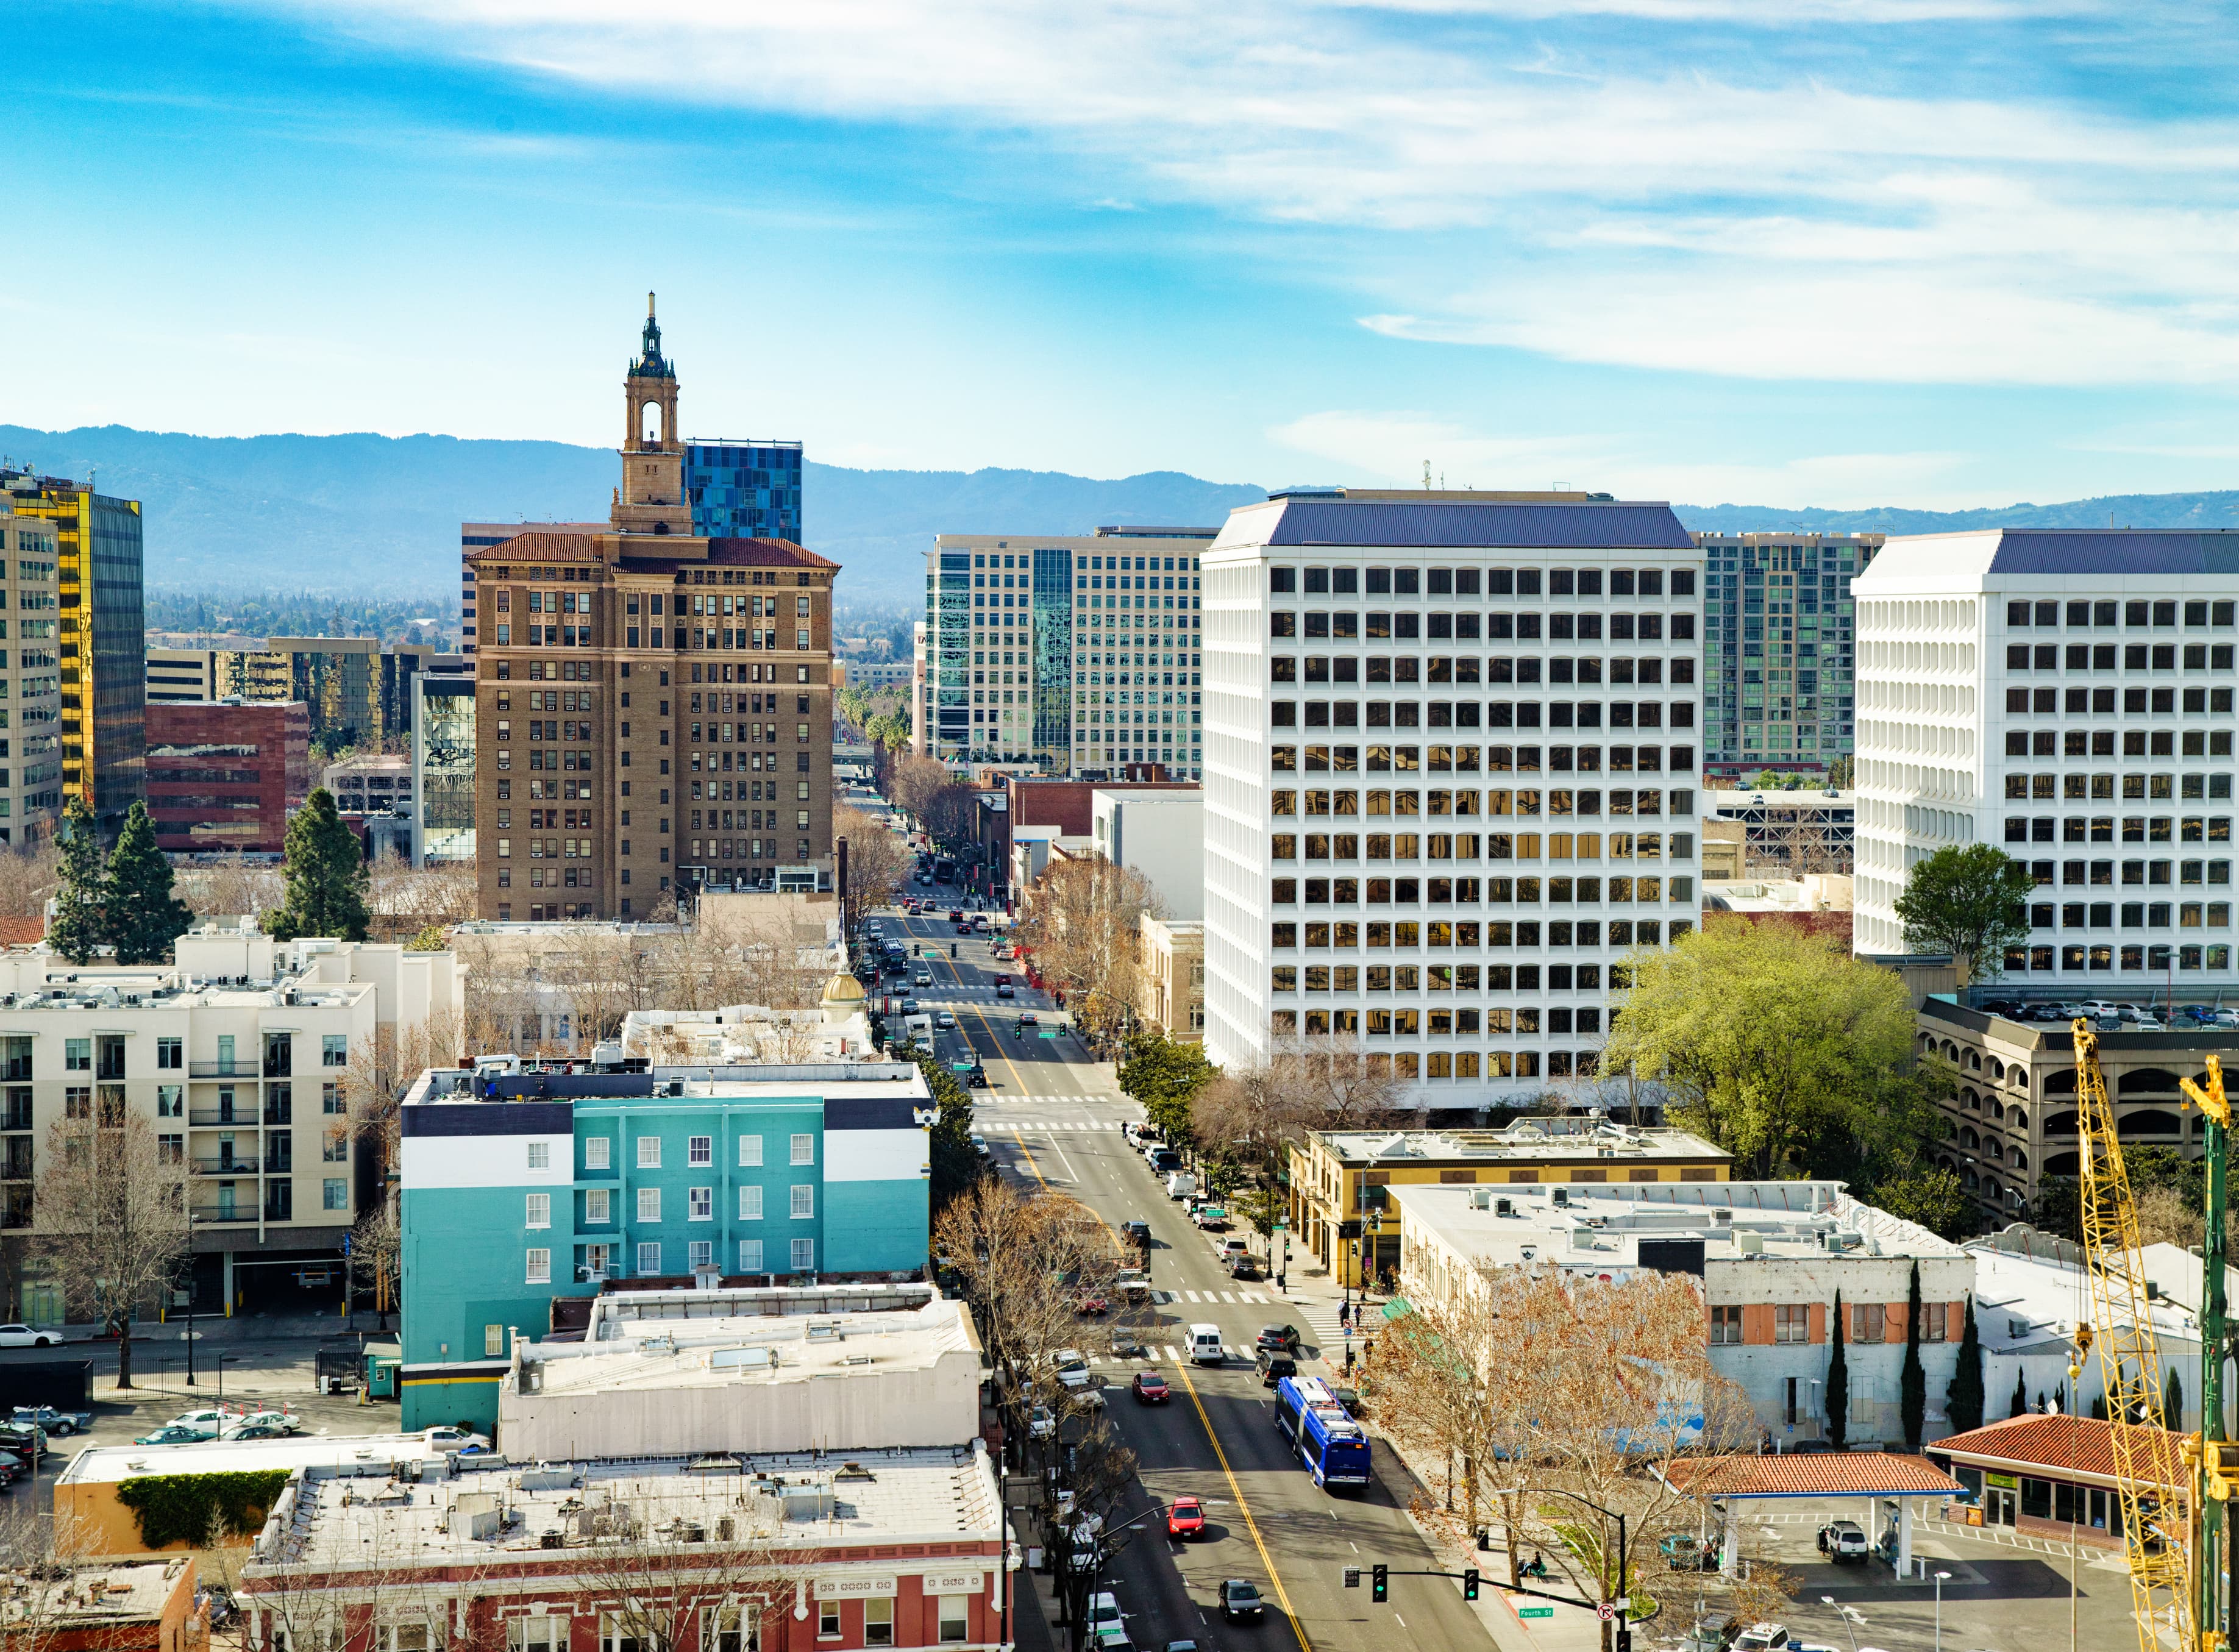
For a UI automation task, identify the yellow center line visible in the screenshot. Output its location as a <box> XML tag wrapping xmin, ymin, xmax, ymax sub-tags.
<box><xmin>1172</xmin><ymin>1352</ymin><xmax>1316</xmax><ymax>1652</ymax></box>
<box><xmin>1008</xmin><ymin>1126</ymin><xmax>1048</xmax><ymax>1190</ymax></box>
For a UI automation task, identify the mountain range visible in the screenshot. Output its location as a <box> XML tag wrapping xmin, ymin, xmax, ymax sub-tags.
<box><xmin>5</xmin><ymin>423</ymin><xmax>2238</xmax><ymax>610</ymax></box>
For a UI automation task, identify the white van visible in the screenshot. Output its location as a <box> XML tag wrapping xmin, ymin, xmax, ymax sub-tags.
<box><xmin>1189</xmin><ymin>1324</ymin><xmax>1224</xmax><ymax>1365</ymax></box>
<box><xmin>902</xmin><ymin>1013</ymin><xmax>933</xmax><ymax>1044</ymax></box>
<box><xmin>1166</xmin><ymin>1172</ymin><xmax>1197</xmax><ymax>1201</ymax></box>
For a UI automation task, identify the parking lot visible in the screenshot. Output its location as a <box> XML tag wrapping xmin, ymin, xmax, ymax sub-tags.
<box><xmin>0</xmin><ymin>1331</ymin><xmax>411</xmax><ymax>1486</ymax></box>
<box><xmin>1645</xmin><ymin>1502</ymin><xmax>2138</xmax><ymax>1652</ymax></box>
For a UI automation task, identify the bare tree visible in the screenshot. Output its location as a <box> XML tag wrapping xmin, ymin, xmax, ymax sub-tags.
<box><xmin>889</xmin><ymin>753</ymin><xmax>954</xmax><ymax>828</ymax></box>
<box><xmin>365</xmin><ymin>853</ymin><xmax>476</xmax><ymax>939</ymax></box>
<box><xmin>0</xmin><ymin>839</ymin><xmax>60</xmax><ymax>922</ymax></box>
<box><xmin>563</xmin><ymin>1481</ymin><xmax>805</xmax><ymax>1652</ymax></box>
<box><xmin>179</xmin><ymin>855</ymin><xmax>285</xmax><ymax>924</ymax></box>
<box><xmin>35</xmin><ymin>1109</ymin><xmax>194</xmax><ymax>1389</ymax></box>
<box><xmin>836</xmin><ymin>803</ymin><xmax>910</xmax><ymax>914</ymax></box>
<box><xmin>1014</xmin><ymin>858</ymin><xmax>1160</xmax><ymax>1044</ymax></box>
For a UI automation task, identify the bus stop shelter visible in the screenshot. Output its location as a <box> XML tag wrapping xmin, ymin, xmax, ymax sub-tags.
<box><xmin>1663</xmin><ymin>1452</ymin><xmax>1963</xmax><ymax>1577</ymax></box>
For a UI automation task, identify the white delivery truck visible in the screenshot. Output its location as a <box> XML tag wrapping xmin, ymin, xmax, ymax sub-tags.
<box><xmin>1166</xmin><ymin>1171</ymin><xmax>1197</xmax><ymax>1201</ymax></box>
<box><xmin>1189</xmin><ymin>1324</ymin><xmax>1225</xmax><ymax>1365</ymax></box>
<box><xmin>902</xmin><ymin>1013</ymin><xmax>934</xmax><ymax>1044</ymax></box>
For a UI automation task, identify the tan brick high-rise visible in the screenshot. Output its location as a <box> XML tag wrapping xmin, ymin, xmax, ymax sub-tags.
<box><xmin>468</xmin><ymin>297</ymin><xmax>839</xmax><ymax>919</ymax></box>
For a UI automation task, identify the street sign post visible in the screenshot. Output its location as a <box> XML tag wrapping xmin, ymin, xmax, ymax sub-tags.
<box><xmin>1516</xmin><ymin>1607</ymin><xmax>1553</xmax><ymax>1620</ymax></box>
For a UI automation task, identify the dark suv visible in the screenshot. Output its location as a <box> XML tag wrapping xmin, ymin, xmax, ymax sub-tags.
<box><xmin>1255</xmin><ymin>1349</ymin><xmax>1298</xmax><ymax>1387</ymax></box>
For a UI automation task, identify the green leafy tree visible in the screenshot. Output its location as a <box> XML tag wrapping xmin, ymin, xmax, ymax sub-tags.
<box><xmin>1868</xmin><ymin>1167</ymin><xmax>1974</xmax><ymax>1242</ymax></box>
<box><xmin>104</xmin><ymin>802</ymin><xmax>193</xmax><ymax>964</ymax></box>
<box><xmin>914</xmin><ymin>1051</ymin><xmax>981</xmax><ymax>1209</ymax></box>
<box><xmin>1946</xmin><ymin>1295</ymin><xmax>1985</xmax><ymax>1434</ymax></box>
<box><xmin>1826</xmin><ymin>1289</ymin><xmax>1848</xmax><ymax>1448</ymax></box>
<box><xmin>1602</xmin><ymin>918</ymin><xmax>1946</xmax><ymax>1180</ymax></box>
<box><xmin>1120</xmin><ymin>1034</ymin><xmax>1217</xmax><ymax>1152</ymax></box>
<box><xmin>1825</xmin><ymin>757</ymin><xmax>1854</xmax><ymax>789</ymax></box>
<box><xmin>1751</xmin><ymin>769</ymin><xmax>1784</xmax><ymax>789</ymax></box>
<box><xmin>1894</xmin><ymin>842</ymin><xmax>2035</xmax><ymax>981</ymax></box>
<box><xmin>265</xmin><ymin>788</ymin><xmax>371</xmax><ymax>942</ymax></box>
<box><xmin>2009</xmin><ymin>1367</ymin><xmax>2030</xmax><ymax>1419</ymax></box>
<box><xmin>1900</xmin><ymin>1261</ymin><xmax>1926</xmax><ymax>1450</ymax></box>
<box><xmin>48</xmin><ymin>794</ymin><xmax>108</xmax><ymax>965</ymax></box>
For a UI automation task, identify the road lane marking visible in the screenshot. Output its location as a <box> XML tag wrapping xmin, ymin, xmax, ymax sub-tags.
<box><xmin>1170</xmin><ymin>1354</ymin><xmax>1314</xmax><ymax>1652</ymax></box>
<box><xmin>1006</xmin><ymin>1128</ymin><xmax>1048</xmax><ymax>1191</ymax></box>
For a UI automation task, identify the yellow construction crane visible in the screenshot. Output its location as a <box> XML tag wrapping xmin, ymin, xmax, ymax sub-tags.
<box><xmin>2074</xmin><ymin>1017</ymin><xmax>2195</xmax><ymax>1651</ymax></box>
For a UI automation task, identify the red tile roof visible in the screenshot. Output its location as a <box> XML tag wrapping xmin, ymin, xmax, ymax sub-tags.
<box><xmin>466</xmin><ymin>531</ymin><xmax>599</xmax><ymax>562</ymax></box>
<box><xmin>0</xmin><ymin>916</ymin><xmax>44</xmax><ymax>948</ymax></box>
<box><xmin>1931</xmin><ymin>1414</ymin><xmax>2186</xmax><ymax>1487</ymax></box>
<box><xmin>1664</xmin><ymin>1451</ymin><xmax>1962</xmax><ymax>1498</ymax></box>
<box><xmin>463</xmin><ymin>532</ymin><xmax>838</xmax><ymax>572</ymax></box>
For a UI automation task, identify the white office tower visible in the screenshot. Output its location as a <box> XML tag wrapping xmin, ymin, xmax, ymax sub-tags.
<box><xmin>1853</xmin><ymin>531</ymin><xmax>2239</xmax><ymax>989</ymax></box>
<box><xmin>1201</xmin><ymin>490</ymin><xmax>1705</xmax><ymax>1105</ymax></box>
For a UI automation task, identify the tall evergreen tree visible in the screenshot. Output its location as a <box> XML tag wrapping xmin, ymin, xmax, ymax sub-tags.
<box><xmin>2009</xmin><ymin>1367</ymin><xmax>2030</xmax><ymax>1419</ymax></box>
<box><xmin>104</xmin><ymin>802</ymin><xmax>193</xmax><ymax>964</ymax></box>
<box><xmin>48</xmin><ymin>795</ymin><xmax>109</xmax><ymax>965</ymax></box>
<box><xmin>1946</xmin><ymin>1295</ymin><xmax>1985</xmax><ymax>1434</ymax></box>
<box><xmin>1899</xmin><ymin>1261</ymin><xmax>1928</xmax><ymax>1449</ymax></box>
<box><xmin>266</xmin><ymin>789</ymin><xmax>370</xmax><ymax>942</ymax></box>
<box><xmin>2166</xmin><ymin>1366</ymin><xmax>2185</xmax><ymax>1431</ymax></box>
<box><xmin>1826</xmin><ymin>1289</ymin><xmax>1849</xmax><ymax>1448</ymax></box>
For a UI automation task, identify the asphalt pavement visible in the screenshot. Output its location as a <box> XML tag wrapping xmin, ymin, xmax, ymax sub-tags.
<box><xmin>869</xmin><ymin>878</ymin><xmax>1498</xmax><ymax>1652</ymax></box>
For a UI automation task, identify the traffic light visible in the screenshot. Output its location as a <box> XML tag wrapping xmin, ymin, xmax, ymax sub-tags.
<box><xmin>1343</xmin><ymin>1568</ymin><xmax>1361</xmax><ymax>1589</ymax></box>
<box><xmin>1462</xmin><ymin>1569</ymin><xmax>1479</xmax><ymax>1602</ymax></box>
<box><xmin>1615</xmin><ymin>1631</ymin><xmax>1632</xmax><ymax>1652</ymax></box>
<box><xmin>1371</xmin><ymin>1564</ymin><xmax>1388</xmax><ymax>1603</ymax></box>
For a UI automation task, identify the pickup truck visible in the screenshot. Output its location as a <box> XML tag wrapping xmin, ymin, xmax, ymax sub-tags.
<box><xmin>12</xmin><ymin>1405</ymin><xmax>91</xmax><ymax>1436</ymax></box>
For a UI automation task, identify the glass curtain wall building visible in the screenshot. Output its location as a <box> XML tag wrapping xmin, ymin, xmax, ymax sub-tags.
<box><xmin>685</xmin><ymin>443</ymin><xmax>803</xmax><ymax>543</ymax></box>
<box><xmin>413</xmin><ymin>673</ymin><xmax>477</xmax><ymax>864</ymax></box>
<box><xmin>925</xmin><ymin>529</ymin><xmax>1217</xmax><ymax>776</ymax></box>
<box><xmin>1696</xmin><ymin>532</ymin><xmax>1881</xmax><ymax>780</ymax></box>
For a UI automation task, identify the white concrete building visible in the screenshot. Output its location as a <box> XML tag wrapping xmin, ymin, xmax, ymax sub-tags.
<box><xmin>499</xmin><ymin>1284</ymin><xmax>982</xmax><ymax>1459</ymax></box>
<box><xmin>0</xmin><ymin>923</ymin><xmax>464</xmax><ymax>1322</ymax></box>
<box><xmin>1853</xmin><ymin>530</ymin><xmax>2239</xmax><ymax>992</ymax></box>
<box><xmin>1390</xmin><ymin>1178</ymin><xmax>1973</xmax><ymax>1446</ymax></box>
<box><xmin>1091</xmin><ymin>786</ymin><xmax>1204</xmax><ymax>919</ymax></box>
<box><xmin>1201</xmin><ymin>490</ymin><xmax>1704</xmax><ymax>1101</ymax></box>
<box><xmin>0</xmin><ymin>508</ymin><xmax>63</xmax><ymax>845</ymax></box>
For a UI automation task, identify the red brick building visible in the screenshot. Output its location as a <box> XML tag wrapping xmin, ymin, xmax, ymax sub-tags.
<box><xmin>144</xmin><ymin>701</ymin><xmax>312</xmax><ymax>854</ymax></box>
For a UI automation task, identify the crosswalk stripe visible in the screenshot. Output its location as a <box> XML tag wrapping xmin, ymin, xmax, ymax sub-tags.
<box><xmin>1217</xmin><ymin>1291</ymin><xmax>1236</xmax><ymax>1303</ymax></box>
<box><xmin>1183</xmin><ymin>1290</ymin><xmax>1202</xmax><ymax>1304</ymax></box>
<box><xmin>1151</xmin><ymin>1291</ymin><xmax>1173</xmax><ymax>1304</ymax></box>
<box><xmin>1161</xmin><ymin>1345</ymin><xmax>1180</xmax><ymax>1362</ymax></box>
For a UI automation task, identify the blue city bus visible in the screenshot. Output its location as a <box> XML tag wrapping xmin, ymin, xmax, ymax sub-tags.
<box><xmin>1275</xmin><ymin>1375</ymin><xmax>1372</xmax><ymax>1490</ymax></box>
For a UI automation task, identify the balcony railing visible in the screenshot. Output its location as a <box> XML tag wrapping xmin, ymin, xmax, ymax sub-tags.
<box><xmin>188</xmin><ymin>1110</ymin><xmax>260</xmax><ymax>1127</ymax></box>
<box><xmin>189</xmin><ymin>1206</ymin><xmax>259</xmax><ymax>1225</ymax></box>
<box><xmin>190</xmin><ymin>1158</ymin><xmax>282</xmax><ymax>1177</ymax></box>
<box><xmin>188</xmin><ymin>1063</ymin><xmax>259</xmax><ymax>1079</ymax></box>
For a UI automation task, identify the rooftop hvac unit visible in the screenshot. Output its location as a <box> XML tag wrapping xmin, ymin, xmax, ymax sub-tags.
<box><xmin>1552</xmin><ymin>1187</ymin><xmax>1569</xmax><ymax>1208</ymax></box>
<box><xmin>1712</xmin><ymin>1208</ymin><xmax>1734</xmax><ymax>1225</ymax></box>
<box><xmin>1495</xmin><ymin>1197</ymin><xmax>1514</xmax><ymax>1217</ymax></box>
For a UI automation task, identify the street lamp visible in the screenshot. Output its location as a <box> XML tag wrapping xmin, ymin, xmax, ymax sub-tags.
<box><xmin>1819</xmin><ymin>1597</ymin><xmax>1866</xmax><ymax>1652</ymax></box>
<box><xmin>1932</xmin><ymin>1570</ymin><xmax>1951</xmax><ymax>1652</ymax></box>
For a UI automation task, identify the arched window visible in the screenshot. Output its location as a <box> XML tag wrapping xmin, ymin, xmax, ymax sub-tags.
<box><xmin>2043</xmin><ymin>1070</ymin><xmax>2079</xmax><ymax>1098</ymax></box>
<box><xmin>1986</xmin><ymin>1139</ymin><xmax>2004</xmax><ymax>1161</ymax></box>
<box><xmin>642</xmin><ymin>400</ymin><xmax>664</xmax><ymax>444</ymax></box>
<box><xmin>1991</xmin><ymin>1100</ymin><xmax>2006</xmax><ymax>1120</ymax></box>
<box><xmin>1967</xmin><ymin>1050</ymin><xmax>1982</xmax><ymax>1070</ymax></box>
<box><xmin>1963</xmin><ymin>1169</ymin><xmax>1981</xmax><ymax>1191</ymax></box>
<box><xmin>2043</xmin><ymin>1109</ymin><xmax>2078</xmax><ymax>1136</ymax></box>
<box><xmin>2045</xmin><ymin>1152</ymin><xmax>2080</xmax><ymax>1175</ymax></box>
<box><xmin>2012</xmin><ymin>1150</ymin><xmax>2029</xmax><ymax>1172</ymax></box>
<box><xmin>2120</xmin><ymin>1108</ymin><xmax>2183</xmax><ymax>1136</ymax></box>
<box><xmin>1981</xmin><ymin>1178</ymin><xmax>2002</xmax><ymax>1203</ymax></box>
<box><xmin>1943</xmin><ymin>1040</ymin><xmax>1961</xmax><ymax>1063</ymax></box>
<box><xmin>1961</xmin><ymin>1127</ymin><xmax>1981</xmax><ymax>1149</ymax></box>
<box><xmin>1960</xmin><ymin>1088</ymin><xmax>1979</xmax><ymax>1111</ymax></box>
<box><xmin>2118</xmin><ymin>1068</ymin><xmax>2185</xmax><ymax>1097</ymax></box>
<box><xmin>1990</xmin><ymin>1059</ymin><xmax>2007</xmax><ymax>1081</ymax></box>
<box><xmin>2010</xmin><ymin>1107</ymin><xmax>2029</xmax><ymax>1130</ymax></box>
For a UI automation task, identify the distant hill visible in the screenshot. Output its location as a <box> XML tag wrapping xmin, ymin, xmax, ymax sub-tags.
<box><xmin>4</xmin><ymin>422</ymin><xmax>2235</xmax><ymax>607</ymax></box>
<box><xmin>0</xmin><ymin>425</ymin><xmax>1264</xmax><ymax>606</ymax></box>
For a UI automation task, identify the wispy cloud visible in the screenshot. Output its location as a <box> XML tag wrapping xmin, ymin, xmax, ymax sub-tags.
<box><xmin>250</xmin><ymin>1</ymin><xmax>2239</xmax><ymax>388</ymax></box>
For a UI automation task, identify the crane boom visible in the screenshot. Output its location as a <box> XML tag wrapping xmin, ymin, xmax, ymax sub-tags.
<box><xmin>2074</xmin><ymin>1017</ymin><xmax>2193</xmax><ymax>1651</ymax></box>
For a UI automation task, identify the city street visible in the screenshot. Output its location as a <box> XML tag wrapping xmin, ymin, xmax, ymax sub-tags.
<box><xmin>867</xmin><ymin>872</ymin><xmax>1499</xmax><ymax>1652</ymax></box>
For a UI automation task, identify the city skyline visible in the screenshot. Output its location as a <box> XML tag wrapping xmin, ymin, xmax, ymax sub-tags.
<box><xmin>6</xmin><ymin>2</ymin><xmax>2238</xmax><ymax>514</ymax></box>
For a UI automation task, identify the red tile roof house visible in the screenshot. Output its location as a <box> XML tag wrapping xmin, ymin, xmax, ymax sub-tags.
<box><xmin>1928</xmin><ymin>1413</ymin><xmax>2189</xmax><ymax>1548</ymax></box>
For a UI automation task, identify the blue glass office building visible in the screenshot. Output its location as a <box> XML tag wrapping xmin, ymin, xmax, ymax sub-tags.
<box><xmin>686</xmin><ymin>443</ymin><xmax>804</xmax><ymax>543</ymax></box>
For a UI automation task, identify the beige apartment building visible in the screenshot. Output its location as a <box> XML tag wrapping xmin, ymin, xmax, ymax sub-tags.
<box><xmin>468</xmin><ymin>304</ymin><xmax>839</xmax><ymax>919</ymax></box>
<box><xmin>1137</xmin><ymin>913</ymin><xmax>1205</xmax><ymax>1042</ymax></box>
<box><xmin>0</xmin><ymin>923</ymin><xmax>463</xmax><ymax>1322</ymax></box>
<box><xmin>0</xmin><ymin>509</ymin><xmax>63</xmax><ymax>844</ymax></box>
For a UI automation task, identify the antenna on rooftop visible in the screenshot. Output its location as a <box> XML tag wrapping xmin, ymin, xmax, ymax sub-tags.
<box><xmin>1423</xmin><ymin>461</ymin><xmax>1431</xmax><ymax>492</ymax></box>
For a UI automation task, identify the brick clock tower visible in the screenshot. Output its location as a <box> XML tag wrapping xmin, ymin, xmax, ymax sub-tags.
<box><xmin>466</xmin><ymin>299</ymin><xmax>839</xmax><ymax>922</ymax></box>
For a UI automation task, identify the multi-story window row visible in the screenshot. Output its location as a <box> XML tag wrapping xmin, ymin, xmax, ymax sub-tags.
<box><xmin>1203</xmin><ymin>490</ymin><xmax>1702</xmax><ymax>1103</ymax></box>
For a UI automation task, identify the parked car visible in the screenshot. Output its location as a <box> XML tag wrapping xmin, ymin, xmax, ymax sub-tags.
<box><xmin>133</xmin><ymin>1425</ymin><xmax>213</xmax><ymax>1447</ymax></box>
<box><xmin>1116</xmin><ymin>1270</ymin><xmax>1152</xmax><ymax>1300</ymax></box>
<box><xmin>0</xmin><ymin>1429</ymin><xmax>50</xmax><ymax>1463</ymax></box>
<box><xmin>1228</xmin><ymin>1253</ymin><xmax>1259</xmax><ymax>1280</ymax></box>
<box><xmin>1167</xmin><ymin>1495</ymin><xmax>1206</xmax><ymax>1539</ymax></box>
<box><xmin>1131</xmin><ymin>1371</ymin><xmax>1171</xmax><ymax>1405</ymax></box>
<box><xmin>971</xmin><ymin>1134</ymin><xmax>991</xmax><ymax>1161</ymax></box>
<box><xmin>422</xmin><ymin>1425</ymin><xmax>491</xmax><ymax>1453</ymax></box>
<box><xmin>1729</xmin><ymin>1625</ymin><xmax>1793</xmax><ymax>1652</ymax></box>
<box><xmin>1193</xmin><ymin>1205</ymin><xmax>1228</xmax><ymax>1230</ymax></box>
<box><xmin>1121</xmin><ymin>1219</ymin><xmax>1152</xmax><ymax>1249</ymax></box>
<box><xmin>12</xmin><ymin>1405</ymin><xmax>90</xmax><ymax>1436</ymax></box>
<box><xmin>1817</xmin><ymin>1518</ymin><xmax>1869</xmax><ymax>1563</ymax></box>
<box><xmin>1077</xmin><ymin>1292</ymin><xmax>1111</xmax><ymax>1317</ymax></box>
<box><xmin>1220</xmin><ymin>1581</ymin><xmax>1265</xmax><ymax>1623</ymax></box>
<box><xmin>1257</xmin><ymin>1322</ymin><xmax>1305</xmax><ymax>1355</ymax></box>
<box><xmin>168</xmin><ymin>1407</ymin><xmax>246</xmax><ymax>1434</ymax></box>
<box><xmin>1088</xmin><ymin>1594</ymin><xmax>1125</xmax><ymax>1639</ymax></box>
<box><xmin>221</xmin><ymin>1423</ymin><xmax>291</xmax><ymax>1442</ymax></box>
<box><xmin>0</xmin><ymin>1326</ymin><xmax>59</xmax><ymax>1350</ymax></box>
<box><xmin>233</xmin><ymin>1409</ymin><xmax>301</xmax><ymax>1435</ymax></box>
<box><xmin>1028</xmin><ymin>1405</ymin><xmax>1056</xmax><ymax>1440</ymax></box>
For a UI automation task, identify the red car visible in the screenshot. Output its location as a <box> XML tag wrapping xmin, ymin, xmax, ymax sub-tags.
<box><xmin>1166</xmin><ymin>1495</ymin><xmax>1206</xmax><ymax>1539</ymax></box>
<box><xmin>1131</xmin><ymin>1371</ymin><xmax>1171</xmax><ymax>1405</ymax></box>
<box><xmin>1077</xmin><ymin>1293</ymin><xmax>1110</xmax><ymax>1317</ymax></box>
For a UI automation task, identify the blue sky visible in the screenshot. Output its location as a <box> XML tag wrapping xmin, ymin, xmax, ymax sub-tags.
<box><xmin>9</xmin><ymin>0</ymin><xmax>2239</xmax><ymax>508</ymax></box>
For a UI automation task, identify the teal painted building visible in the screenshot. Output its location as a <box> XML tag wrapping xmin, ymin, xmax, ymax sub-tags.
<box><xmin>397</xmin><ymin>1064</ymin><xmax>933</xmax><ymax>1431</ymax></box>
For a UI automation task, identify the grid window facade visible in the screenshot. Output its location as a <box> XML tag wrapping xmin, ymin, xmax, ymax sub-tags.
<box><xmin>1202</xmin><ymin>502</ymin><xmax>1702</xmax><ymax>1103</ymax></box>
